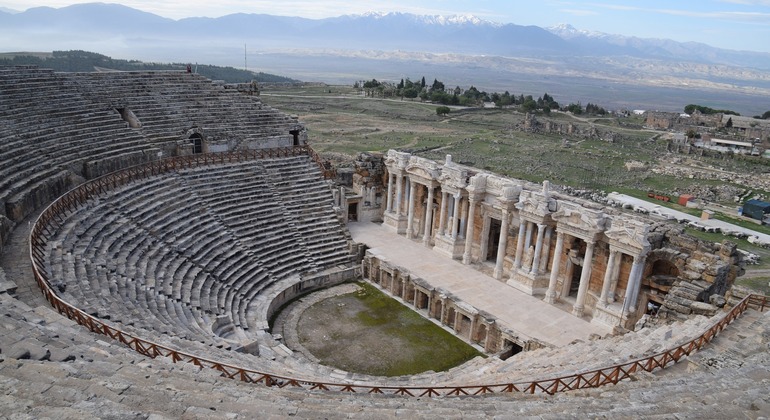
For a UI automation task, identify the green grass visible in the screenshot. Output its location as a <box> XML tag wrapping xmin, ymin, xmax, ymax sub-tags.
<box><xmin>298</xmin><ymin>282</ymin><xmax>483</xmax><ymax>377</ymax></box>
<box><xmin>735</xmin><ymin>276</ymin><xmax>770</xmax><ymax>295</ymax></box>
<box><xmin>262</xmin><ymin>84</ymin><xmax>766</xmax><ymax>201</ymax></box>
<box><xmin>354</xmin><ymin>283</ymin><xmax>483</xmax><ymax>376</ymax></box>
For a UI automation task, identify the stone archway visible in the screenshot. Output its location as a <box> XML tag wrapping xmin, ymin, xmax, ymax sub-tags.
<box><xmin>185</xmin><ymin>126</ymin><xmax>207</xmax><ymax>154</ymax></box>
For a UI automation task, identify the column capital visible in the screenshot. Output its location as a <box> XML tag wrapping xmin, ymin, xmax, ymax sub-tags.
<box><xmin>633</xmin><ymin>253</ymin><xmax>647</xmax><ymax>264</ymax></box>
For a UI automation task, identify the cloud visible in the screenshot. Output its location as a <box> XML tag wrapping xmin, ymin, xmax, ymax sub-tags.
<box><xmin>587</xmin><ymin>2</ymin><xmax>770</xmax><ymax>24</ymax></box>
<box><xmin>718</xmin><ymin>0</ymin><xmax>770</xmax><ymax>6</ymax></box>
<box><xmin>558</xmin><ymin>9</ymin><xmax>599</xmax><ymax>17</ymax></box>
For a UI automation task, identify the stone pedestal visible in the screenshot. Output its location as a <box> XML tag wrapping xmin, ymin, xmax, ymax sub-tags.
<box><xmin>507</xmin><ymin>269</ymin><xmax>550</xmax><ymax>295</ymax></box>
<box><xmin>383</xmin><ymin>211</ymin><xmax>408</xmax><ymax>235</ymax></box>
<box><xmin>591</xmin><ymin>302</ymin><xmax>624</xmax><ymax>330</ymax></box>
<box><xmin>433</xmin><ymin>234</ymin><xmax>465</xmax><ymax>260</ymax></box>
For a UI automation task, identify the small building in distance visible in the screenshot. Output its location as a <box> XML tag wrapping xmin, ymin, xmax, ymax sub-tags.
<box><xmin>742</xmin><ymin>199</ymin><xmax>770</xmax><ymax>223</ymax></box>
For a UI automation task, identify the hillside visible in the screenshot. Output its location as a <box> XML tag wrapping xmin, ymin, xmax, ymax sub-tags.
<box><xmin>0</xmin><ymin>50</ymin><xmax>299</xmax><ymax>84</ymax></box>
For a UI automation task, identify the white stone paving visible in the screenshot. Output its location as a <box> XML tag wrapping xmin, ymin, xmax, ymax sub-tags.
<box><xmin>609</xmin><ymin>192</ymin><xmax>770</xmax><ymax>243</ymax></box>
<box><xmin>349</xmin><ymin>221</ymin><xmax>612</xmax><ymax>347</ymax></box>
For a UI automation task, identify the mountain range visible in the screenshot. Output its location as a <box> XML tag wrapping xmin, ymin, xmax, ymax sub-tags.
<box><xmin>3</xmin><ymin>4</ymin><xmax>769</xmax><ymax>68</ymax></box>
<box><xmin>1</xmin><ymin>3</ymin><xmax>769</xmax><ymax>115</ymax></box>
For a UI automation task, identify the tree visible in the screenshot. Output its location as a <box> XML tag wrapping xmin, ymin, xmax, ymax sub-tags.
<box><xmin>436</xmin><ymin>106</ymin><xmax>450</xmax><ymax>116</ymax></box>
<box><xmin>725</xmin><ymin>117</ymin><xmax>733</xmax><ymax>128</ymax></box>
<box><xmin>566</xmin><ymin>102</ymin><xmax>583</xmax><ymax>115</ymax></box>
<box><xmin>521</xmin><ymin>98</ymin><xmax>537</xmax><ymax>112</ymax></box>
<box><xmin>762</xmin><ymin>110</ymin><xmax>770</xmax><ymax>119</ymax></box>
<box><xmin>430</xmin><ymin>79</ymin><xmax>445</xmax><ymax>93</ymax></box>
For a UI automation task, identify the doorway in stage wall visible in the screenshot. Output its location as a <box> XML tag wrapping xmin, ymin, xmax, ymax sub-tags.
<box><xmin>348</xmin><ymin>202</ymin><xmax>358</xmax><ymax>222</ymax></box>
<box><xmin>569</xmin><ymin>263</ymin><xmax>581</xmax><ymax>297</ymax></box>
<box><xmin>486</xmin><ymin>218</ymin><xmax>501</xmax><ymax>261</ymax></box>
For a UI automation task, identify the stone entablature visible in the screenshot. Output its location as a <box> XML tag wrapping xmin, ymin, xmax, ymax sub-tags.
<box><xmin>375</xmin><ymin>149</ymin><xmax>743</xmax><ymax>330</ymax></box>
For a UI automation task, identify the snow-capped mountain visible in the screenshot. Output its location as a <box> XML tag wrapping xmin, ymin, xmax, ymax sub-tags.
<box><xmin>2</xmin><ymin>4</ymin><xmax>769</xmax><ymax>69</ymax></box>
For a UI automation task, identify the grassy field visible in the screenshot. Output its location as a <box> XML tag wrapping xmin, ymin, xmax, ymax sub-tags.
<box><xmin>297</xmin><ymin>282</ymin><xmax>483</xmax><ymax>376</ymax></box>
<box><xmin>261</xmin><ymin>85</ymin><xmax>728</xmax><ymax>192</ymax></box>
<box><xmin>261</xmin><ymin>84</ymin><xmax>770</xmax><ymax>273</ymax></box>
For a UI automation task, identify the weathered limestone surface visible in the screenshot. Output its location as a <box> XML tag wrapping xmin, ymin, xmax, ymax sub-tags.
<box><xmin>369</xmin><ymin>150</ymin><xmax>743</xmax><ymax>330</ymax></box>
<box><xmin>1</xmin><ymin>291</ymin><xmax>769</xmax><ymax>418</ymax></box>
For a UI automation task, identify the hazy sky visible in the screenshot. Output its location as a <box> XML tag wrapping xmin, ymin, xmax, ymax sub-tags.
<box><xmin>3</xmin><ymin>0</ymin><xmax>770</xmax><ymax>52</ymax></box>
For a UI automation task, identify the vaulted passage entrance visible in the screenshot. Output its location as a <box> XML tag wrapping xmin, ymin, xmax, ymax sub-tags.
<box><xmin>189</xmin><ymin>133</ymin><xmax>203</xmax><ymax>154</ymax></box>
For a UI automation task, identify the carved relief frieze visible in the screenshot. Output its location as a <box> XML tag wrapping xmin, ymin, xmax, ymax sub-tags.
<box><xmin>551</xmin><ymin>201</ymin><xmax>607</xmax><ymax>240</ymax></box>
<box><xmin>603</xmin><ymin>217</ymin><xmax>652</xmax><ymax>255</ymax></box>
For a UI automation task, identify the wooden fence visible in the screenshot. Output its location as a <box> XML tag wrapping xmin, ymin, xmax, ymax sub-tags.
<box><xmin>28</xmin><ymin>147</ymin><xmax>768</xmax><ymax>397</ymax></box>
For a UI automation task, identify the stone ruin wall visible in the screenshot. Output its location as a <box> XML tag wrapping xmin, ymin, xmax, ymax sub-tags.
<box><xmin>344</xmin><ymin>150</ymin><xmax>744</xmax><ymax>331</ymax></box>
<box><xmin>520</xmin><ymin>113</ymin><xmax>620</xmax><ymax>142</ymax></box>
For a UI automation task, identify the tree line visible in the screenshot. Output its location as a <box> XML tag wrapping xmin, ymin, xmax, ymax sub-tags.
<box><xmin>354</xmin><ymin>77</ymin><xmax>608</xmax><ymax>116</ymax></box>
<box><xmin>684</xmin><ymin>104</ymin><xmax>770</xmax><ymax>120</ymax></box>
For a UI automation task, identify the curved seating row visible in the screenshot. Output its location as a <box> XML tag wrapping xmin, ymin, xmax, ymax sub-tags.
<box><xmin>0</xmin><ymin>67</ymin><xmax>301</xmax><ymax>226</ymax></box>
<box><xmin>44</xmin><ymin>156</ymin><xmax>355</xmax><ymax>353</ymax></box>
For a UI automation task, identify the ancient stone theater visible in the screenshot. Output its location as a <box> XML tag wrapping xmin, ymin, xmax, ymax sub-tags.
<box><xmin>0</xmin><ymin>66</ymin><xmax>768</xmax><ymax>418</ymax></box>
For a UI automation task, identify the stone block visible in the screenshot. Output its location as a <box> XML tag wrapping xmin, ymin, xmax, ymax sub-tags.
<box><xmin>709</xmin><ymin>294</ymin><xmax>727</xmax><ymax>308</ymax></box>
<box><xmin>690</xmin><ymin>301</ymin><xmax>718</xmax><ymax>316</ymax></box>
<box><xmin>685</xmin><ymin>259</ymin><xmax>707</xmax><ymax>274</ymax></box>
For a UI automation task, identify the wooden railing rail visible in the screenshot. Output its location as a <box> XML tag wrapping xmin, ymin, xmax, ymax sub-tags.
<box><xmin>28</xmin><ymin>147</ymin><xmax>767</xmax><ymax>398</ymax></box>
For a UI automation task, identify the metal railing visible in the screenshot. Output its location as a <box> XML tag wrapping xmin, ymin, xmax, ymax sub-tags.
<box><xmin>28</xmin><ymin>147</ymin><xmax>768</xmax><ymax>397</ymax></box>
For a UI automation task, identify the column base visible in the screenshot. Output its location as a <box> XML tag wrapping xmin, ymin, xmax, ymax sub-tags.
<box><xmin>543</xmin><ymin>290</ymin><xmax>557</xmax><ymax>304</ymax></box>
<box><xmin>571</xmin><ymin>305</ymin><xmax>585</xmax><ymax>318</ymax></box>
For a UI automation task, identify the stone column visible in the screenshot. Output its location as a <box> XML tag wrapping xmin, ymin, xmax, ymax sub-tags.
<box><xmin>530</xmin><ymin>224</ymin><xmax>546</xmax><ymax>275</ymax></box>
<box><xmin>599</xmin><ymin>247</ymin><xmax>618</xmax><ymax>306</ymax></box>
<box><xmin>462</xmin><ymin>196</ymin><xmax>477</xmax><ymax>264</ymax></box>
<box><xmin>539</xmin><ymin>226</ymin><xmax>552</xmax><ymax>273</ymax></box>
<box><xmin>628</xmin><ymin>254</ymin><xmax>647</xmax><ymax>314</ymax></box>
<box><xmin>438</xmin><ymin>191</ymin><xmax>447</xmax><ymax>236</ymax></box>
<box><xmin>572</xmin><ymin>240</ymin><xmax>595</xmax><ymax>318</ymax></box>
<box><xmin>386</xmin><ymin>173</ymin><xmax>394</xmax><ymax>213</ymax></box>
<box><xmin>514</xmin><ymin>221</ymin><xmax>527</xmax><ymax>269</ymax></box>
<box><xmin>459</xmin><ymin>199</ymin><xmax>468</xmax><ymax>240</ymax></box>
<box><xmin>395</xmin><ymin>174</ymin><xmax>404</xmax><ymax>217</ymax></box>
<box><xmin>524</xmin><ymin>222</ymin><xmax>534</xmax><ymax>253</ymax></box>
<box><xmin>422</xmin><ymin>186</ymin><xmax>434</xmax><ymax>246</ymax></box>
<box><xmin>406</xmin><ymin>181</ymin><xmax>417</xmax><ymax>239</ymax></box>
<box><xmin>451</xmin><ymin>194</ymin><xmax>461</xmax><ymax>240</ymax></box>
<box><xmin>608</xmin><ymin>251</ymin><xmax>622</xmax><ymax>302</ymax></box>
<box><xmin>493</xmin><ymin>209</ymin><xmax>510</xmax><ymax>280</ymax></box>
<box><xmin>544</xmin><ymin>231</ymin><xmax>565</xmax><ymax>304</ymax></box>
<box><xmin>621</xmin><ymin>254</ymin><xmax>647</xmax><ymax>316</ymax></box>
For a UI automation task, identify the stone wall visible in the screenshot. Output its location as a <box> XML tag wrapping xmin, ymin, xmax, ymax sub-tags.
<box><xmin>361</xmin><ymin>251</ymin><xmax>542</xmax><ymax>354</ymax></box>
<box><xmin>646</xmin><ymin>224</ymin><xmax>744</xmax><ymax>319</ymax></box>
<box><xmin>364</xmin><ymin>150</ymin><xmax>745</xmax><ymax>330</ymax></box>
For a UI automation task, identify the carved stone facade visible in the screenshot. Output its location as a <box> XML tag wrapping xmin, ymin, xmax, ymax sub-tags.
<box><xmin>365</xmin><ymin>150</ymin><xmax>744</xmax><ymax>330</ymax></box>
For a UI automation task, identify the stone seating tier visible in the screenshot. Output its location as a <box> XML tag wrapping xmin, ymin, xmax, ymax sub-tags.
<box><xmin>44</xmin><ymin>156</ymin><xmax>356</xmax><ymax>360</ymax></box>
<box><xmin>1</xmin><ymin>290</ymin><xmax>768</xmax><ymax>418</ymax></box>
<box><xmin>0</xmin><ymin>68</ymin><xmax>303</xmax><ymax>223</ymax></box>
